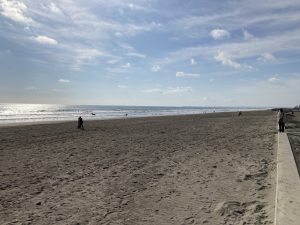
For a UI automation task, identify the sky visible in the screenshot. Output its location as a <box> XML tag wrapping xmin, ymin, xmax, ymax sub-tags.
<box><xmin>0</xmin><ymin>0</ymin><xmax>300</xmax><ymax>107</ymax></box>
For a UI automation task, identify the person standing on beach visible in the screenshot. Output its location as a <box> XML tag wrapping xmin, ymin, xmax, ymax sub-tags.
<box><xmin>77</xmin><ymin>116</ymin><xmax>84</xmax><ymax>130</ymax></box>
<box><xmin>278</xmin><ymin>109</ymin><xmax>286</xmax><ymax>132</ymax></box>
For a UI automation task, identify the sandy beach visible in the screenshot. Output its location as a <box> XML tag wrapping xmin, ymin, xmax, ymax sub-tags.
<box><xmin>0</xmin><ymin>111</ymin><xmax>277</xmax><ymax>225</ymax></box>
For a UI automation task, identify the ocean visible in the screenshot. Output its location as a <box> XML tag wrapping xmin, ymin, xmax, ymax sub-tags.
<box><xmin>0</xmin><ymin>103</ymin><xmax>267</xmax><ymax>125</ymax></box>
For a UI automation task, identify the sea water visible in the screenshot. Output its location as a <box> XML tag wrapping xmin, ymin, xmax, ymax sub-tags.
<box><xmin>0</xmin><ymin>103</ymin><xmax>267</xmax><ymax>125</ymax></box>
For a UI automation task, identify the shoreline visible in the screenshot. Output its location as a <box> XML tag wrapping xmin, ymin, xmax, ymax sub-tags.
<box><xmin>0</xmin><ymin>109</ymin><xmax>270</xmax><ymax>128</ymax></box>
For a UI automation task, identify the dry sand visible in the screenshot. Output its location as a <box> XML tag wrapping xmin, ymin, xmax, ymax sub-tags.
<box><xmin>0</xmin><ymin>111</ymin><xmax>277</xmax><ymax>225</ymax></box>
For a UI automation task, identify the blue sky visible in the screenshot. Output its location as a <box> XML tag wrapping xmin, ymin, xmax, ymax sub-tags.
<box><xmin>0</xmin><ymin>0</ymin><xmax>300</xmax><ymax>107</ymax></box>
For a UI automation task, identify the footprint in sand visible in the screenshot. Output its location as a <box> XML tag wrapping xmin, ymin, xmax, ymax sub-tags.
<box><xmin>214</xmin><ymin>201</ymin><xmax>244</xmax><ymax>217</ymax></box>
<box><xmin>215</xmin><ymin>200</ymin><xmax>268</xmax><ymax>224</ymax></box>
<box><xmin>243</xmin><ymin>171</ymin><xmax>268</xmax><ymax>181</ymax></box>
<box><xmin>184</xmin><ymin>216</ymin><xmax>195</xmax><ymax>224</ymax></box>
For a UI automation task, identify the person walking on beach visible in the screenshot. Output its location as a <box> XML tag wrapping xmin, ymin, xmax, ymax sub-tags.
<box><xmin>77</xmin><ymin>116</ymin><xmax>84</xmax><ymax>130</ymax></box>
<box><xmin>278</xmin><ymin>108</ymin><xmax>286</xmax><ymax>132</ymax></box>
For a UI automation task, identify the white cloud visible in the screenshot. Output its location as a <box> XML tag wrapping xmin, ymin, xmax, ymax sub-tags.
<box><xmin>243</xmin><ymin>30</ymin><xmax>255</xmax><ymax>40</ymax></box>
<box><xmin>32</xmin><ymin>35</ymin><xmax>58</xmax><ymax>45</ymax></box>
<box><xmin>117</xmin><ymin>85</ymin><xmax>127</xmax><ymax>89</ymax></box>
<box><xmin>143</xmin><ymin>86</ymin><xmax>192</xmax><ymax>95</ymax></box>
<box><xmin>106</xmin><ymin>59</ymin><xmax>119</xmax><ymax>64</ymax></box>
<box><xmin>73</xmin><ymin>48</ymin><xmax>105</xmax><ymax>69</ymax></box>
<box><xmin>127</xmin><ymin>3</ymin><xmax>151</xmax><ymax>11</ymax></box>
<box><xmin>175</xmin><ymin>14</ymin><xmax>227</xmax><ymax>30</ymax></box>
<box><xmin>18</xmin><ymin>1</ymin><xmax>162</xmax><ymax>53</ymax></box>
<box><xmin>190</xmin><ymin>58</ymin><xmax>197</xmax><ymax>65</ymax></box>
<box><xmin>210</xmin><ymin>29</ymin><xmax>230</xmax><ymax>40</ymax></box>
<box><xmin>120</xmin><ymin>62</ymin><xmax>131</xmax><ymax>68</ymax></box>
<box><xmin>161</xmin><ymin>28</ymin><xmax>300</xmax><ymax>66</ymax></box>
<box><xmin>119</xmin><ymin>43</ymin><xmax>146</xmax><ymax>58</ymax></box>
<box><xmin>174</xmin><ymin>1</ymin><xmax>300</xmax><ymax>39</ymax></box>
<box><xmin>115</xmin><ymin>32</ymin><xmax>122</xmax><ymax>37</ymax></box>
<box><xmin>163</xmin><ymin>86</ymin><xmax>193</xmax><ymax>95</ymax></box>
<box><xmin>126</xmin><ymin>52</ymin><xmax>146</xmax><ymax>58</ymax></box>
<box><xmin>77</xmin><ymin>48</ymin><xmax>103</xmax><ymax>60</ymax></box>
<box><xmin>268</xmin><ymin>76</ymin><xmax>280</xmax><ymax>83</ymax></box>
<box><xmin>152</xmin><ymin>65</ymin><xmax>161</xmax><ymax>72</ymax></box>
<box><xmin>49</xmin><ymin>2</ymin><xmax>62</xmax><ymax>14</ymax></box>
<box><xmin>258</xmin><ymin>53</ymin><xmax>276</xmax><ymax>62</ymax></box>
<box><xmin>143</xmin><ymin>88</ymin><xmax>162</xmax><ymax>94</ymax></box>
<box><xmin>176</xmin><ymin>71</ymin><xmax>200</xmax><ymax>77</ymax></box>
<box><xmin>0</xmin><ymin>0</ymin><xmax>33</xmax><ymax>23</ymax></box>
<box><xmin>58</xmin><ymin>79</ymin><xmax>70</xmax><ymax>83</ymax></box>
<box><xmin>100</xmin><ymin>1</ymin><xmax>153</xmax><ymax>13</ymax></box>
<box><xmin>120</xmin><ymin>21</ymin><xmax>163</xmax><ymax>36</ymax></box>
<box><xmin>119</xmin><ymin>43</ymin><xmax>134</xmax><ymax>51</ymax></box>
<box><xmin>209</xmin><ymin>78</ymin><xmax>215</xmax><ymax>82</ymax></box>
<box><xmin>214</xmin><ymin>51</ymin><xmax>241</xmax><ymax>69</ymax></box>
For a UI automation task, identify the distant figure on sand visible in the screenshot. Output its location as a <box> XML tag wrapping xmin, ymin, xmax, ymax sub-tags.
<box><xmin>238</xmin><ymin>111</ymin><xmax>242</xmax><ymax>116</ymax></box>
<box><xmin>278</xmin><ymin>109</ymin><xmax>285</xmax><ymax>132</ymax></box>
<box><xmin>78</xmin><ymin>116</ymin><xmax>84</xmax><ymax>130</ymax></box>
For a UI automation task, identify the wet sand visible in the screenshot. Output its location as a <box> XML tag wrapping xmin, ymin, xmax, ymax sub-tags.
<box><xmin>0</xmin><ymin>111</ymin><xmax>277</xmax><ymax>225</ymax></box>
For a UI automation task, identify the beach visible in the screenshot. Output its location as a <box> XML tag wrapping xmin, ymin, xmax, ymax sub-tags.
<box><xmin>0</xmin><ymin>111</ymin><xmax>277</xmax><ymax>225</ymax></box>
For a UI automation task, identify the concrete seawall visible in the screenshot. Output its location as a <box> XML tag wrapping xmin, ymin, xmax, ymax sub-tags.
<box><xmin>275</xmin><ymin>133</ymin><xmax>300</xmax><ymax>225</ymax></box>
